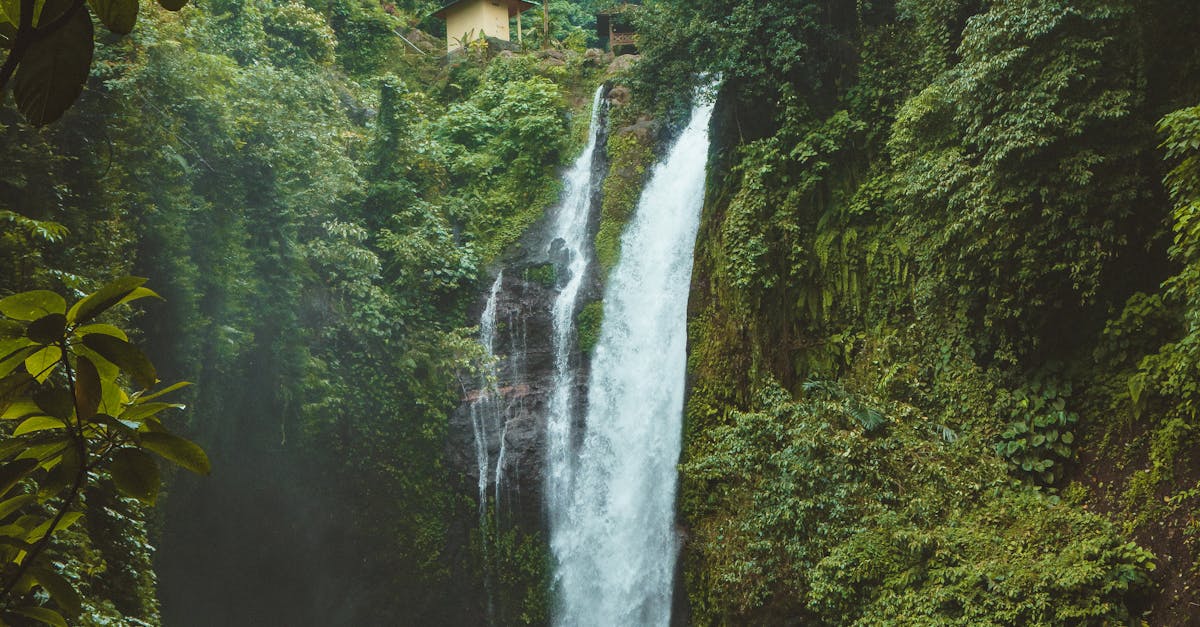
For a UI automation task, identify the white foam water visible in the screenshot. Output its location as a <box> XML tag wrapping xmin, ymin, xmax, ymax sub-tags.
<box><xmin>550</xmin><ymin>88</ymin><xmax>716</xmax><ymax>626</ymax></box>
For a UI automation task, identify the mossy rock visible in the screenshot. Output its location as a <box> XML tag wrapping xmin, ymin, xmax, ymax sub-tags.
<box><xmin>576</xmin><ymin>300</ymin><xmax>604</xmax><ymax>353</ymax></box>
<box><xmin>523</xmin><ymin>262</ymin><xmax>557</xmax><ymax>288</ymax></box>
<box><xmin>596</xmin><ymin>127</ymin><xmax>656</xmax><ymax>275</ymax></box>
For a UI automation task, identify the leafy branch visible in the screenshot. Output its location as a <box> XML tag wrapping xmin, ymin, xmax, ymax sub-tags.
<box><xmin>0</xmin><ymin>277</ymin><xmax>210</xmax><ymax>625</ymax></box>
<box><xmin>0</xmin><ymin>0</ymin><xmax>189</xmax><ymax>125</ymax></box>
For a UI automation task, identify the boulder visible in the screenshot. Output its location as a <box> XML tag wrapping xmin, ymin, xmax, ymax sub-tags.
<box><xmin>607</xmin><ymin>53</ymin><xmax>640</xmax><ymax>75</ymax></box>
<box><xmin>607</xmin><ymin>85</ymin><xmax>632</xmax><ymax>106</ymax></box>
<box><xmin>404</xmin><ymin>28</ymin><xmax>440</xmax><ymax>53</ymax></box>
<box><xmin>583</xmin><ymin>48</ymin><xmax>606</xmax><ymax>67</ymax></box>
<box><xmin>618</xmin><ymin>114</ymin><xmax>656</xmax><ymax>142</ymax></box>
<box><xmin>486</xmin><ymin>36</ymin><xmax>522</xmax><ymax>54</ymax></box>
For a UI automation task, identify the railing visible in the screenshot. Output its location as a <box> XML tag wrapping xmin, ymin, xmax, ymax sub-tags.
<box><xmin>610</xmin><ymin>32</ymin><xmax>638</xmax><ymax>47</ymax></box>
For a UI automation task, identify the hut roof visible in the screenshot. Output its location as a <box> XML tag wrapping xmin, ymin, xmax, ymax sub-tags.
<box><xmin>432</xmin><ymin>0</ymin><xmax>538</xmax><ymax>20</ymax></box>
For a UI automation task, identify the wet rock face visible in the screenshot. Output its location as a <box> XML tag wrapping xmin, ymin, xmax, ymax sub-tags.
<box><xmin>448</xmin><ymin>85</ymin><xmax>610</xmax><ymax>530</ymax></box>
<box><xmin>447</xmin><ymin>263</ymin><xmax>595</xmax><ymax>528</ymax></box>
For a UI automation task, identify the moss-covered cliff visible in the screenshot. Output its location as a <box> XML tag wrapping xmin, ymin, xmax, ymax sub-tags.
<box><xmin>621</xmin><ymin>0</ymin><xmax>1200</xmax><ymax>623</ymax></box>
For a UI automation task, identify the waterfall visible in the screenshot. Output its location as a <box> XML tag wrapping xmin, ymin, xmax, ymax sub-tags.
<box><xmin>546</xmin><ymin>85</ymin><xmax>608</xmax><ymax>522</ymax></box>
<box><xmin>466</xmin><ymin>84</ymin><xmax>607</xmax><ymax>624</ymax></box>
<box><xmin>468</xmin><ymin>271</ymin><xmax>504</xmax><ymax>624</ymax></box>
<box><xmin>470</xmin><ymin>272</ymin><xmax>505</xmax><ymax>523</ymax></box>
<box><xmin>550</xmin><ymin>89</ymin><xmax>716</xmax><ymax>626</ymax></box>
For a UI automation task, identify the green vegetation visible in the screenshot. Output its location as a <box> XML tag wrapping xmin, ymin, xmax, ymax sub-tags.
<box><xmin>634</xmin><ymin>0</ymin><xmax>1200</xmax><ymax>623</ymax></box>
<box><xmin>595</xmin><ymin>117</ymin><xmax>654</xmax><ymax>275</ymax></box>
<box><xmin>524</xmin><ymin>262</ymin><xmax>558</xmax><ymax>289</ymax></box>
<box><xmin>574</xmin><ymin>300</ymin><xmax>603</xmax><ymax>353</ymax></box>
<box><xmin>0</xmin><ymin>278</ymin><xmax>208</xmax><ymax>625</ymax></box>
<box><xmin>684</xmin><ymin>381</ymin><xmax>1152</xmax><ymax>625</ymax></box>
<box><xmin>1</xmin><ymin>0</ymin><xmax>604</xmax><ymax>621</ymax></box>
<box><xmin>4</xmin><ymin>0</ymin><xmax>1200</xmax><ymax>623</ymax></box>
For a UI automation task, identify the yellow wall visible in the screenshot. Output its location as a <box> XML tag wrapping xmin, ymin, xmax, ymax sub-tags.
<box><xmin>445</xmin><ymin>0</ymin><xmax>512</xmax><ymax>51</ymax></box>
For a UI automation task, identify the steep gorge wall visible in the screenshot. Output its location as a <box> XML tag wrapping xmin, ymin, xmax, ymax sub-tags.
<box><xmin>670</xmin><ymin>1</ymin><xmax>1200</xmax><ymax>624</ymax></box>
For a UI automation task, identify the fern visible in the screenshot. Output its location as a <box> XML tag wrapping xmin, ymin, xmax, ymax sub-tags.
<box><xmin>0</xmin><ymin>210</ymin><xmax>68</xmax><ymax>243</ymax></box>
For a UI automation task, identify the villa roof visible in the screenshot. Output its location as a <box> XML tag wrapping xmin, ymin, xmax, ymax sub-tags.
<box><xmin>432</xmin><ymin>0</ymin><xmax>538</xmax><ymax>20</ymax></box>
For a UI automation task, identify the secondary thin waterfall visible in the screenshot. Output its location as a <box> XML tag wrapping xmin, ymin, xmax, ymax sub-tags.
<box><xmin>468</xmin><ymin>84</ymin><xmax>606</xmax><ymax>623</ymax></box>
<box><xmin>546</xmin><ymin>85</ymin><xmax>607</xmax><ymax>520</ymax></box>
<box><xmin>550</xmin><ymin>91</ymin><xmax>716</xmax><ymax>625</ymax></box>
<box><xmin>468</xmin><ymin>271</ymin><xmax>504</xmax><ymax>623</ymax></box>
<box><xmin>469</xmin><ymin>271</ymin><xmax>504</xmax><ymax>523</ymax></box>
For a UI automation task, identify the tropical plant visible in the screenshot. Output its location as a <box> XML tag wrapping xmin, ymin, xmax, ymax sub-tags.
<box><xmin>995</xmin><ymin>383</ymin><xmax>1077</xmax><ymax>485</ymax></box>
<box><xmin>0</xmin><ymin>277</ymin><xmax>208</xmax><ymax>625</ymax></box>
<box><xmin>0</xmin><ymin>0</ymin><xmax>190</xmax><ymax>125</ymax></box>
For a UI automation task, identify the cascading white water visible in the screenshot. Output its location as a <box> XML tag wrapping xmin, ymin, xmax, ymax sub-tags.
<box><xmin>470</xmin><ymin>272</ymin><xmax>505</xmax><ymax>523</ymax></box>
<box><xmin>550</xmin><ymin>89</ymin><xmax>716</xmax><ymax>626</ymax></box>
<box><xmin>468</xmin><ymin>271</ymin><xmax>504</xmax><ymax>624</ymax></box>
<box><xmin>467</xmin><ymin>85</ymin><xmax>607</xmax><ymax>624</ymax></box>
<box><xmin>546</xmin><ymin>85</ymin><xmax>607</xmax><ymax>521</ymax></box>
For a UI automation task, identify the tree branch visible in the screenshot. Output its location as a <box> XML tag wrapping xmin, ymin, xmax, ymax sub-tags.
<box><xmin>0</xmin><ymin>339</ymin><xmax>90</xmax><ymax>604</ymax></box>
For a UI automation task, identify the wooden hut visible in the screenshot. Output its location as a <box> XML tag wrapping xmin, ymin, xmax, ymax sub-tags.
<box><xmin>433</xmin><ymin>0</ymin><xmax>538</xmax><ymax>52</ymax></box>
<box><xmin>596</xmin><ymin>2</ymin><xmax>640</xmax><ymax>54</ymax></box>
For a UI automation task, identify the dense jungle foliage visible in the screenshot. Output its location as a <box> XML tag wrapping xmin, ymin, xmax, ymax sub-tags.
<box><xmin>0</xmin><ymin>0</ymin><xmax>616</xmax><ymax>623</ymax></box>
<box><xmin>627</xmin><ymin>0</ymin><xmax>1200</xmax><ymax>624</ymax></box>
<box><xmin>3</xmin><ymin>0</ymin><xmax>1200</xmax><ymax>624</ymax></box>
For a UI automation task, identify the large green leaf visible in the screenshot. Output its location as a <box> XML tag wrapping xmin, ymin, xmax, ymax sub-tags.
<box><xmin>28</xmin><ymin>565</ymin><xmax>81</xmax><ymax>617</ymax></box>
<box><xmin>0</xmin><ymin>337</ymin><xmax>34</xmax><ymax>363</ymax></box>
<box><xmin>140</xmin><ymin>432</ymin><xmax>210</xmax><ymax>475</ymax></box>
<box><xmin>0</xmin><ymin>319</ymin><xmax>26</xmax><ymax>339</ymax></box>
<box><xmin>9</xmin><ymin>606</ymin><xmax>67</xmax><ymax>627</ymax></box>
<box><xmin>0</xmin><ymin>291</ymin><xmax>65</xmax><ymax>322</ymax></box>
<box><xmin>0</xmin><ymin>522</ymin><xmax>31</xmax><ymax>538</ymax></box>
<box><xmin>0</xmin><ymin>459</ymin><xmax>37</xmax><ymax>498</ymax></box>
<box><xmin>13</xmin><ymin>416</ymin><xmax>66</xmax><ymax>436</ymax></box>
<box><xmin>72</xmin><ymin>323</ymin><xmax>127</xmax><ymax>342</ymax></box>
<box><xmin>24</xmin><ymin>346</ymin><xmax>61</xmax><ymax>383</ymax></box>
<box><xmin>85</xmin><ymin>0</ymin><xmax>135</xmax><ymax>34</ymax></box>
<box><xmin>87</xmin><ymin>414</ymin><xmax>137</xmax><ymax>438</ymax></box>
<box><xmin>116</xmin><ymin>286</ymin><xmax>161</xmax><ymax>306</ymax></box>
<box><xmin>0</xmin><ymin>437</ymin><xmax>33</xmax><ymax>460</ymax></box>
<box><xmin>25</xmin><ymin>314</ymin><xmax>65</xmax><ymax>345</ymax></box>
<box><xmin>119</xmin><ymin>401</ymin><xmax>183</xmax><ymax>423</ymax></box>
<box><xmin>0</xmin><ymin>400</ymin><xmax>38</xmax><ymax>421</ymax></box>
<box><xmin>32</xmin><ymin>388</ymin><xmax>72</xmax><ymax>420</ymax></box>
<box><xmin>65</xmin><ymin>276</ymin><xmax>145</xmax><ymax>324</ymax></box>
<box><xmin>0</xmin><ymin>345</ymin><xmax>36</xmax><ymax>379</ymax></box>
<box><xmin>25</xmin><ymin>510</ymin><xmax>83</xmax><ymax>542</ymax></box>
<box><xmin>73</xmin><ymin>355</ymin><xmax>100</xmax><ymax>419</ymax></box>
<box><xmin>109</xmin><ymin>448</ymin><xmax>159</xmax><ymax>504</ymax></box>
<box><xmin>36</xmin><ymin>446</ymin><xmax>78</xmax><ymax>500</ymax></box>
<box><xmin>131</xmin><ymin>380</ymin><xmax>191</xmax><ymax>403</ymax></box>
<box><xmin>0</xmin><ymin>494</ymin><xmax>36</xmax><ymax>521</ymax></box>
<box><xmin>81</xmin><ymin>334</ymin><xmax>155</xmax><ymax>389</ymax></box>
<box><xmin>96</xmin><ymin>377</ymin><xmax>125</xmax><ymax>416</ymax></box>
<box><xmin>0</xmin><ymin>371</ymin><xmax>32</xmax><ymax>394</ymax></box>
<box><xmin>74</xmin><ymin>344</ymin><xmax>118</xmax><ymax>382</ymax></box>
<box><xmin>15</xmin><ymin>441</ymin><xmax>69</xmax><ymax>476</ymax></box>
<box><xmin>0</xmin><ymin>0</ymin><xmax>18</xmax><ymax>25</ymax></box>
<box><xmin>11</xmin><ymin>0</ymin><xmax>94</xmax><ymax>126</ymax></box>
